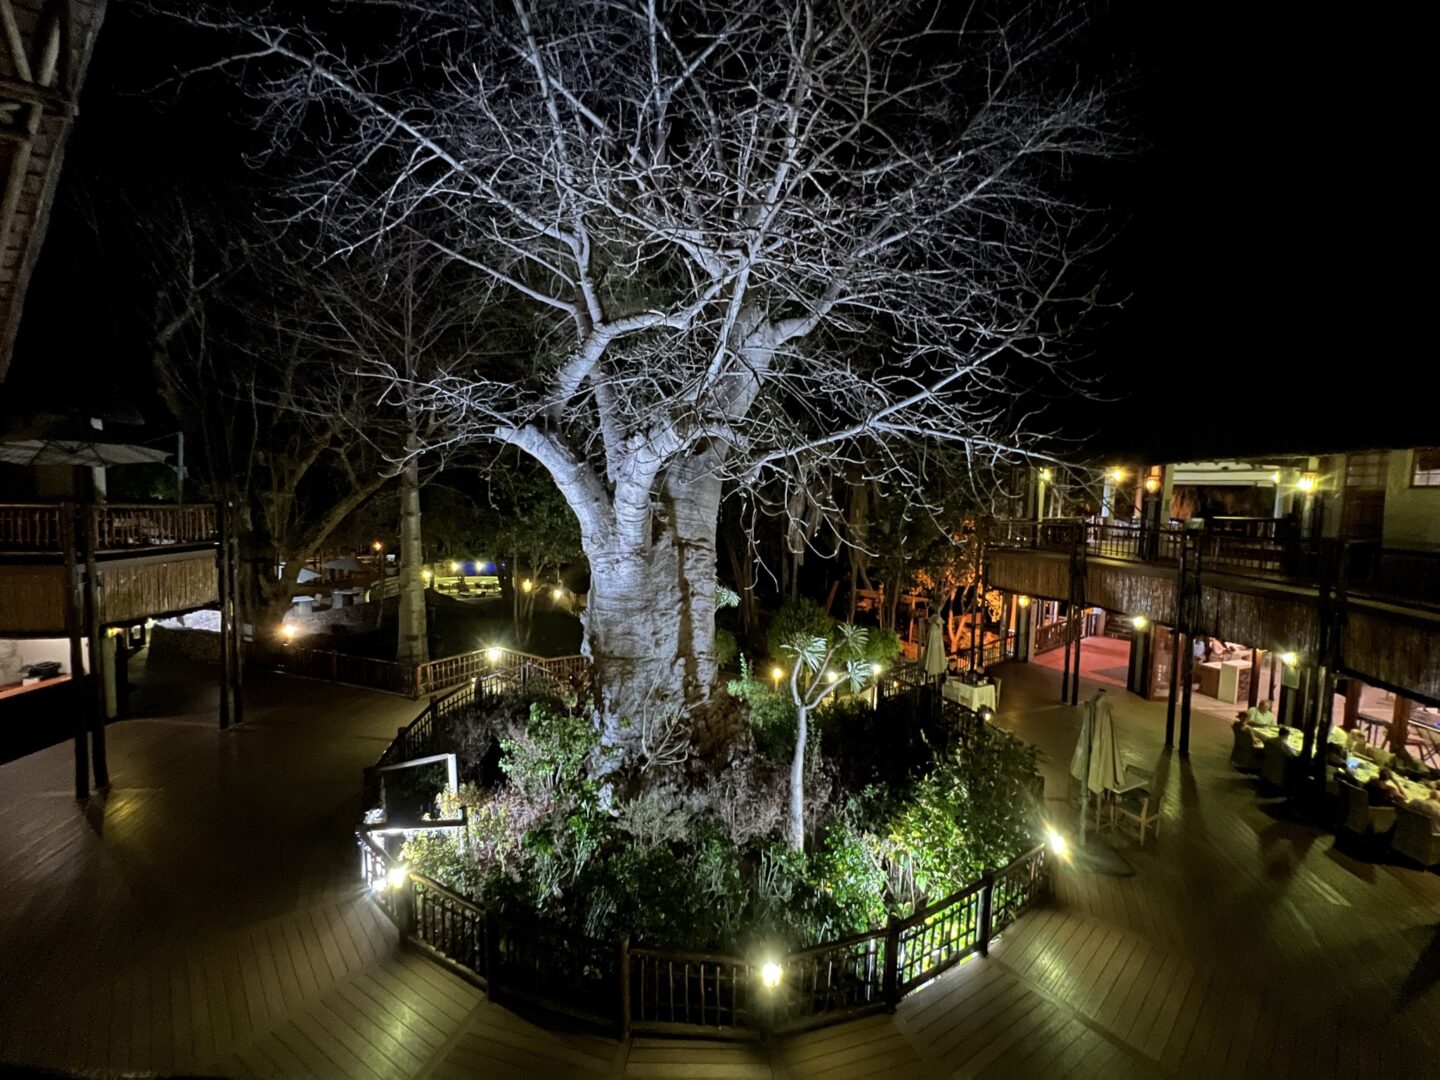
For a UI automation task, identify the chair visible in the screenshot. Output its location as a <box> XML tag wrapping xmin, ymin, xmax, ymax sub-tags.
<box><xmin>1110</xmin><ymin>764</ymin><xmax>1160</xmax><ymax>845</ymax></box>
<box><xmin>1337</xmin><ymin>775</ymin><xmax>1397</xmax><ymax>854</ymax></box>
<box><xmin>1230</xmin><ymin>727</ymin><xmax>1263</xmax><ymax>772</ymax></box>
<box><xmin>1392</xmin><ymin>805</ymin><xmax>1440</xmax><ymax>868</ymax></box>
<box><xmin>1260</xmin><ymin>738</ymin><xmax>1299</xmax><ymax>790</ymax></box>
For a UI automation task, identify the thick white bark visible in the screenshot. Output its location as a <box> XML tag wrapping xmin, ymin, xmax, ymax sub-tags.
<box><xmin>396</xmin><ymin>442</ymin><xmax>429</xmax><ymax>669</ymax></box>
<box><xmin>581</xmin><ymin>469</ymin><xmax>721</xmax><ymax>748</ymax></box>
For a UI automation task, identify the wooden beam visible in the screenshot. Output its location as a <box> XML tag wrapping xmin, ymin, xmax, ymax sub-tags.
<box><xmin>1342</xmin><ymin>677</ymin><xmax>1362</xmax><ymax>731</ymax></box>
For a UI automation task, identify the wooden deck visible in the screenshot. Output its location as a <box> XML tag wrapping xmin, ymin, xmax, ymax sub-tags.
<box><xmin>1</xmin><ymin>656</ymin><xmax>1437</xmax><ymax>1077</ymax></box>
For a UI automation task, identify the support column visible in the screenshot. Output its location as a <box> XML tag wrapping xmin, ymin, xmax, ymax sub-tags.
<box><xmin>1248</xmin><ymin>648</ymin><xmax>1262</xmax><ymax>708</ymax></box>
<box><xmin>82</xmin><ymin>505</ymin><xmax>109</xmax><ymax>790</ymax></box>
<box><xmin>1342</xmin><ymin>678</ymin><xmax>1362</xmax><ymax>731</ymax></box>
<box><xmin>63</xmin><ymin>505</ymin><xmax>88</xmax><ymax>800</ymax></box>
<box><xmin>228</xmin><ymin>509</ymin><xmax>245</xmax><ymax>726</ymax></box>
<box><xmin>218</xmin><ymin>503</ymin><xmax>231</xmax><ymax>730</ymax></box>
<box><xmin>1165</xmin><ymin>626</ymin><xmax>1180</xmax><ymax>747</ymax></box>
<box><xmin>1390</xmin><ymin>696</ymin><xmax>1412</xmax><ymax>755</ymax></box>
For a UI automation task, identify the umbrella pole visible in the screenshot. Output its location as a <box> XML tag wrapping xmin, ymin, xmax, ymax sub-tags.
<box><xmin>1080</xmin><ymin>699</ymin><xmax>1092</xmax><ymax>846</ymax></box>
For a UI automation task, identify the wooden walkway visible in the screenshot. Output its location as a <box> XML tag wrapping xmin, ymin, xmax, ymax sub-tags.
<box><xmin>2</xmin><ymin>656</ymin><xmax>1437</xmax><ymax>1077</ymax></box>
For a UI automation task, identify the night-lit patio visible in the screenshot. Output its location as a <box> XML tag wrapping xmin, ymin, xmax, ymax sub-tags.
<box><xmin>1</xmin><ymin>657</ymin><xmax>1434</xmax><ymax>1079</ymax></box>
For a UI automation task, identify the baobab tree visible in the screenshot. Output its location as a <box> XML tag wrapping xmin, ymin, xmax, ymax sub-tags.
<box><xmin>192</xmin><ymin>0</ymin><xmax>1115</xmax><ymax>741</ymax></box>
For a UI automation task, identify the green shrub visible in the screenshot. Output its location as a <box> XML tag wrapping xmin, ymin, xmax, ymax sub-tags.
<box><xmin>714</xmin><ymin>627</ymin><xmax>739</xmax><ymax>669</ymax></box>
<box><xmin>766</xmin><ymin>597</ymin><xmax>834</xmax><ymax>660</ymax></box>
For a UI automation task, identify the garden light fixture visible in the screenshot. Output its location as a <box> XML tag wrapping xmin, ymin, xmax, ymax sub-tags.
<box><xmin>280</xmin><ymin>623</ymin><xmax>296</xmax><ymax>641</ymax></box>
<box><xmin>1017</xmin><ymin>595</ymin><xmax>1031</xmax><ymax>608</ymax></box>
<box><xmin>1143</xmin><ymin>475</ymin><xmax>1160</xmax><ymax>494</ymax></box>
<box><xmin>1039</xmin><ymin>467</ymin><xmax>1052</xmax><ymax>481</ymax></box>
<box><xmin>486</xmin><ymin>646</ymin><xmax>504</xmax><ymax>663</ymax></box>
<box><xmin>522</xmin><ymin>578</ymin><xmax>534</xmax><ymax>592</ymax></box>
<box><xmin>387</xmin><ymin>865</ymin><xmax>409</xmax><ymax>890</ymax></box>
<box><xmin>1046</xmin><ymin>827</ymin><xmax>1070</xmax><ymax>862</ymax></box>
<box><xmin>552</xmin><ymin>587</ymin><xmax>564</xmax><ymax>601</ymax></box>
<box><xmin>770</xmin><ymin>666</ymin><xmax>784</xmax><ymax>684</ymax></box>
<box><xmin>422</xmin><ymin>568</ymin><xmax>432</xmax><ymax>582</ymax></box>
<box><xmin>1298</xmin><ymin>473</ymin><xmax>1317</xmax><ymax>493</ymax></box>
<box><xmin>1131</xmin><ymin>615</ymin><xmax>1148</xmax><ymax>630</ymax></box>
<box><xmin>760</xmin><ymin>962</ymin><xmax>782</xmax><ymax>989</ymax></box>
<box><xmin>1280</xmin><ymin>651</ymin><xmax>1297</xmax><ymax>666</ymax></box>
<box><xmin>871</xmin><ymin>663</ymin><xmax>883</xmax><ymax>676</ymax></box>
<box><xmin>449</xmin><ymin>560</ymin><xmax>459</xmax><ymax>572</ymax></box>
<box><xmin>372</xmin><ymin>540</ymin><xmax>383</xmax><ymax>552</ymax></box>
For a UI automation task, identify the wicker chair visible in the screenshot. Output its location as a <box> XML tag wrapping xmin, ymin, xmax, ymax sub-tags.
<box><xmin>1392</xmin><ymin>805</ymin><xmax>1440</xmax><ymax>868</ymax></box>
<box><xmin>1337</xmin><ymin>775</ymin><xmax>1396</xmax><ymax>853</ymax></box>
<box><xmin>1110</xmin><ymin>764</ymin><xmax>1160</xmax><ymax>846</ymax></box>
<box><xmin>1260</xmin><ymin>737</ymin><xmax>1299</xmax><ymax>790</ymax></box>
<box><xmin>1230</xmin><ymin>728</ymin><xmax>1263</xmax><ymax>772</ymax></box>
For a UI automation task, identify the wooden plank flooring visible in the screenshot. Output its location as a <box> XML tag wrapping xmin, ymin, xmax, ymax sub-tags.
<box><xmin>3</xmin><ymin>655</ymin><xmax>1439</xmax><ymax>1078</ymax></box>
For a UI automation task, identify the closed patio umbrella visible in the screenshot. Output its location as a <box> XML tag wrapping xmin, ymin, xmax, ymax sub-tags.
<box><xmin>923</xmin><ymin>612</ymin><xmax>947</xmax><ymax>679</ymax></box>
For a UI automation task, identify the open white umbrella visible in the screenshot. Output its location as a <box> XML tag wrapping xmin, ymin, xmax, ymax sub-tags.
<box><xmin>0</xmin><ymin>439</ymin><xmax>170</xmax><ymax>467</ymax></box>
<box><xmin>923</xmin><ymin>612</ymin><xmax>947</xmax><ymax>678</ymax></box>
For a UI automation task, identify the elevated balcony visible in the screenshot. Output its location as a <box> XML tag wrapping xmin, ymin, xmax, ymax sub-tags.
<box><xmin>0</xmin><ymin>503</ymin><xmax>220</xmax><ymax>634</ymax></box>
<box><xmin>989</xmin><ymin>519</ymin><xmax>1440</xmax><ymax>702</ymax></box>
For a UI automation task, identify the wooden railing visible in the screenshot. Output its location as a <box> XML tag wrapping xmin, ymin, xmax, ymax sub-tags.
<box><xmin>629</xmin><ymin>948</ymin><xmax>756</xmax><ymax>1033</ymax></box>
<box><xmin>359</xmin><ymin>826</ymin><xmax>1048</xmax><ymax>1039</ymax></box>
<box><xmin>91</xmin><ymin>503</ymin><xmax>216</xmax><ymax>551</ymax></box>
<box><xmin>1034</xmin><ymin>617</ymin><xmax>1069</xmax><ymax>655</ymax></box>
<box><xmin>895</xmin><ymin>878</ymin><xmax>986</xmax><ymax>994</ymax></box>
<box><xmin>415</xmin><ymin>646</ymin><xmax>589</xmax><ymax>697</ymax></box>
<box><xmin>356</xmin><ymin>646</ymin><xmax>1049</xmax><ymax>1039</ymax></box>
<box><xmin>0</xmin><ymin>501</ymin><xmax>217</xmax><ymax>553</ymax></box>
<box><xmin>0</xmin><ymin>503</ymin><xmax>63</xmax><ymax>551</ymax></box>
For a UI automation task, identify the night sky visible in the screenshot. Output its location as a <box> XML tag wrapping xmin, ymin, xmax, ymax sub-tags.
<box><xmin>8</xmin><ymin>2</ymin><xmax>1431</xmax><ymax>464</ymax></box>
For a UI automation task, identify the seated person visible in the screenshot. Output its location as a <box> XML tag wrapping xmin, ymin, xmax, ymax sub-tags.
<box><xmin>1325</xmin><ymin>738</ymin><xmax>1351</xmax><ymax>768</ymax></box>
<box><xmin>1365</xmin><ymin>767</ymin><xmax>1406</xmax><ymax>807</ymax></box>
<box><xmin>1271</xmin><ymin>727</ymin><xmax>1300</xmax><ymax>758</ymax></box>
<box><xmin>1406</xmin><ymin>790</ymin><xmax>1440</xmax><ymax>823</ymax></box>
<box><xmin>1248</xmin><ymin>699</ymin><xmax>1276</xmax><ymax>726</ymax></box>
<box><xmin>1347</xmin><ymin>729</ymin><xmax>1370</xmax><ymax>754</ymax></box>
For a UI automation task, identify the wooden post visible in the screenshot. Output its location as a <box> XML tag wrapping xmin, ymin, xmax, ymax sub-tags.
<box><xmin>63</xmin><ymin>505</ymin><xmax>89</xmax><ymax>800</ymax></box>
<box><xmin>978</xmin><ymin>875</ymin><xmax>994</xmax><ymax>958</ymax></box>
<box><xmin>1342</xmin><ymin>678</ymin><xmax>1362</xmax><ymax>731</ymax></box>
<box><xmin>228</xmin><ymin>516</ymin><xmax>245</xmax><ymax>725</ymax></box>
<box><xmin>1165</xmin><ymin>626</ymin><xmax>1179</xmax><ymax>748</ymax></box>
<box><xmin>1390</xmin><ymin>695</ymin><xmax>1412</xmax><ymax>754</ymax></box>
<box><xmin>217</xmin><ymin>503</ymin><xmax>232</xmax><ymax>730</ymax></box>
<box><xmin>882</xmin><ymin>914</ymin><xmax>901</xmax><ymax>1006</ymax></box>
<box><xmin>1070</xmin><ymin>611</ymin><xmax>1083</xmax><ymax>707</ymax></box>
<box><xmin>1248</xmin><ymin>648</ymin><xmax>1262</xmax><ymax>708</ymax></box>
<box><xmin>1060</xmin><ymin>611</ymin><xmax>1072</xmax><ymax>703</ymax></box>
<box><xmin>617</xmin><ymin>935</ymin><xmax>632</xmax><ymax>1040</ymax></box>
<box><xmin>82</xmin><ymin>505</ymin><xmax>109</xmax><ymax>789</ymax></box>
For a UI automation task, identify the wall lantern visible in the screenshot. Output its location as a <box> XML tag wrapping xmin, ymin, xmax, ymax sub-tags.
<box><xmin>1143</xmin><ymin>475</ymin><xmax>1161</xmax><ymax>495</ymax></box>
<box><xmin>760</xmin><ymin>962</ymin><xmax>783</xmax><ymax>989</ymax></box>
<box><xmin>1017</xmin><ymin>595</ymin><xmax>1031</xmax><ymax>608</ymax></box>
<box><xmin>1131</xmin><ymin>615</ymin><xmax>1148</xmax><ymax>630</ymax></box>
<box><xmin>1297</xmin><ymin>473</ymin><xmax>1318</xmax><ymax>494</ymax></box>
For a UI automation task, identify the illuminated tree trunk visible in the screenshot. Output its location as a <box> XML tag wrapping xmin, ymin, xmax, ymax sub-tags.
<box><xmin>395</xmin><ymin>433</ymin><xmax>429</xmax><ymax>669</ymax></box>
<box><xmin>581</xmin><ymin>469</ymin><xmax>721</xmax><ymax>748</ymax></box>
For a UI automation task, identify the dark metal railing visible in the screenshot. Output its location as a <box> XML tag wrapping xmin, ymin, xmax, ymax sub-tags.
<box><xmin>991</xmin><ymin>518</ymin><xmax>1440</xmax><ymax>606</ymax></box>
<box><xmin>359</xmin><ymin>831</ymin><xmax>1048</xmax><ymax>1040</ymax></box>
<box><xmin>356</xmin><ymin>673</ymin><xmax>1050</xmax><ymax>1039</ymax></box>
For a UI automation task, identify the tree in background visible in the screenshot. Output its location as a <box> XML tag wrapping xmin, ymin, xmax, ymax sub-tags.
<box><xmin>478</xmin><ymin>463</ymin><xmax>584</xmax><ymax>648</ymax></box>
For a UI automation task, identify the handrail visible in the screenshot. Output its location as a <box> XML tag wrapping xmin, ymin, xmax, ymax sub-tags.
<box><xmin>356</xmin><ymin>662</ymin><xmax>1049</xmax><ymax>1039</ymax></box>
<box><xmin>414</xmin><ymin>645</ymin><xmax>590</xmax><ymax>696</ymax></box>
